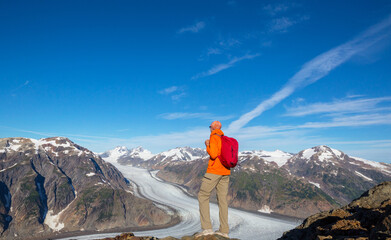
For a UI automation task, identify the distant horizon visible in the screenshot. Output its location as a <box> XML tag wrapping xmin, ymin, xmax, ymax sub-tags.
<box><xmin>2</xmin><ymin>135</ymin><xmax>389</xmax><ymax>164</ymax></box>
<box><xmin>1</xmin><ymin>1</ymin><xmax>391</xmax><ymax>163</ymax></box>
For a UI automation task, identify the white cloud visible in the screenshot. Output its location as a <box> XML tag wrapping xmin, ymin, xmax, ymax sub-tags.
<box><xmin>228</xmin><ymin>15</ymin><xmax>391</xmax><ymax>132</ymax></box>
<box><xmin>158</xmin><ymin>112</ymin><xmax>234</xmax><ymax>121</ymax></box>
<box><xmin>298</xmin><ymin>113</ymin><xmax>391</xmax><ymax>129</ymax></box>
<box><xmin>219</xmin><ymin>38</ymin><xmax>241</xmax><ymax>47</ymax></box>
<box><xmin>207</xmin><ymin>48</ymin><xmax>222</xmax><ymax>56</ymax></box>
<box><xmin>178</xmin><ymin>21</ymin><xmax>206</xmax><ymax>34</ymax></box>
<box><xmin>192</xmin><ymin>53</ymin><xmax>260</xmax><ymax>79</ymax></box>
<box><xmin>158</xmin><ymin>86</ymin><xmax>179</xmax><ymax>95</ymax></box>
<box><xmin>171</xmin><ymin>92</ymin><xmax>186</xmax><ymax>102</ymax></box>
<box><xmin>268</xmin><ymin>15</ymin><xmax>309</xmax><ymax>33</ymax></box>
<box><xmin>158</xmin><ymin>86</ymin><xmax>186</xmax><ymax>102</ymax></box>
<box><xmin>285</xmin><ymin>96</ymin><xmax>391</xmax><ymax>117</ymax></box>
<box><xmin>269</xmin><ymin>17</ymin><xmax>295</xmax><ymax>32</ymax></box>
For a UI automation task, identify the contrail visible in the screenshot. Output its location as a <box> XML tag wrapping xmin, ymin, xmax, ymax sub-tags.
<box><xmin>228</xmin><ymin>14</ymin><xmax>391</xmax><ymax>132</ymax></box>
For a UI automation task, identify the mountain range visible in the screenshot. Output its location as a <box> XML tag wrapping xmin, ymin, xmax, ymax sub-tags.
<box><xmin>0</xmin><ymin>137</ymin><xmax>177</xmax><ymax>240</ymax></box>
<box><xmin>101</xmin><ymin>145</ymin><xmax>391</xmax><ymax>218</ymax></box>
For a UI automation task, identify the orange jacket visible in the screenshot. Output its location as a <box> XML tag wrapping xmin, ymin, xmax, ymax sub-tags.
<box><xmin>206</xmin><ymin>129</ymin><xmax>231</xmax><ymax>176</ymax></box>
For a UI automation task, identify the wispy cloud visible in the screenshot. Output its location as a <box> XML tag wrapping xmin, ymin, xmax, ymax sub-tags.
<box><xmin>178</xmin><ymin>21</ymin><xmax>206</xmax><ymax>34</ymax></box>
<box><xmin>228</xmin><ymin>15</ymin><xmax>391</xmax><ymax>132</ymax></box>
<box><xmin>268</xmin><ymin>16</ymin><xmax>309</xmax><ymax>33</ymax></box>
<box><xmin>158</xmin><ymin>86</ymin><xmax>186</xmax><ymax>102</ymax></box>
<box><xmin>192</xmin><ymin>53</ymin><xmax>260</xmax><ymax>79</ymax></box>
<box><xmin>158</xmin><ymin>112</ymin><xmax>235</xmax><ymax>121</ymax></box>
<box><xmin>299</xmin><ymin>113</ymin><xmax>391</xmax><ymax>129</ymax></box>
<box><xmin>11</xmin><ymin>80</ymin><xmax>31</xmax><ymax>96</ymax></box>
<box><xmin>158</xmin><ymin>86</ymin><xmax>179</xmax><ymax>95</ymax></box>
<box><xmin>207</xmin><ymin>48</ymin><xmax>222</xmax><ymax>56</ymax></box>
<box><xmin>285</xmin><ymin>96</ymin><xmax>391</xmax><ymax>117</ymax></box>
<box><xmin>219</xmin><ymin>38</ymin><xmax>241</xmax><ymax>48</ymax></box>
<box><xmin>171</xmin><ymin>92</ymin><xmax>186</xmax><ymax>102</ymax></box>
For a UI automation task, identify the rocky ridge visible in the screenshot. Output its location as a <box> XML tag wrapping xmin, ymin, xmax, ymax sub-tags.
<box><xmin>279</xmin><ymin>181</ymin><xmax>391</xmax><ymax>240</ymax></box>
<box><xmin>0</xmin><ymin>137</ymin><xmax>176</xmax><ymax>240</ymax></box>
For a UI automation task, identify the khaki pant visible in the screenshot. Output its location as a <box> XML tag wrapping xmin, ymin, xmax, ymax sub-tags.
<box><xmin>198</xmin><ymin>172</ymin><xmax>229</xmax><ymax>234</ymax></box>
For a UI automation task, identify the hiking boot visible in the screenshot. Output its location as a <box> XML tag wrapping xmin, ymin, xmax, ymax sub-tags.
<box><xmin>214</xmin><ymin>231</ymin><xmax>229</xmax><ymax>238</ymax></box>
<box><xmin>195</xmin><ymin>229</ymin><xmax>214</xmax><ymax>238</ymax></box>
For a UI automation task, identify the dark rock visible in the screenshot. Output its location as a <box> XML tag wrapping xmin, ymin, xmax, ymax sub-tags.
<box><xmin>278</xmin><ymin>181</ymin><xmax>391</xmax><ymax>240</ymax></box>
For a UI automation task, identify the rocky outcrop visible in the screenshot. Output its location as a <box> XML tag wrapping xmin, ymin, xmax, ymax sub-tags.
<box><xmin>278</xmin><ymin>181</ymin><xmax>391</xmax><ymax>240</ymax></box>
<box><xmin>0</xmin><ymin>137</ymin><xmax>176</xmax><ymax>240</ymax></box>
<box><xmin>99</xmin><ymin>232</ymin><xmax>239</xmax><ymax>240</ymax></box>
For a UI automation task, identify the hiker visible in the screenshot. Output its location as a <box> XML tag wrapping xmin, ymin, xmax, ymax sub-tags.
<box><xmin>196</xmin><ymin>120</ymin><xmax>230</xmax><ymax>238</ymax></box>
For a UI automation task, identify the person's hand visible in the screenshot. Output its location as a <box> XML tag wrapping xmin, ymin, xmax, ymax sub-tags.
<box><xmin>205</xmin><ymin>139</ymin><xmax>210</xmax><ymax>147</ymax></box>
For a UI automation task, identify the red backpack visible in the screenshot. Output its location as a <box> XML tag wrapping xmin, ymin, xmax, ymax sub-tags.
<box><xmin>215</xmin><ymin>134</ymin><xmax>239</xmax><ymax>169</ymax></box>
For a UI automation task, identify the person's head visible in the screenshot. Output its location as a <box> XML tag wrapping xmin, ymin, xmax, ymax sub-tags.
<box><xmin>209</xmin><ymin>121</ymin><xmax>222</xmax><ymax>132</ymax></box>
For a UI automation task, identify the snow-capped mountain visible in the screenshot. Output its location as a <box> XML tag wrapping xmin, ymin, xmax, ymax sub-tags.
<box><xmin>147</xmin><ymin>147</ymin><xmax>207</xmax><ymax>164</ymax></box>
<box><xmin>101</xmin><ymin>146</ymin><xmax>207</xmax><ymax>167</ymax></box>
<box><xmin>0</xmin><ymin>137</ymin><xmax>173</xmax><ymax>239</ymax></box>
<box><xmin>284</xmin><ymin>145</ymin><xmax>391</xmax><ymax>204</ymax></box>
<box><xmin>100</xmin><ymin>146</ymin><xmax>155</xmax><ymax>165</ymax></box>
<box><xmin>100</xmin><ymin>146</ymin><xmax>130</xmax><ymax>163</ymax></box>
<box><xmin>239</xmin><ymin>149</ymin><xmax>293</xmax><ymax>167</ymax></box>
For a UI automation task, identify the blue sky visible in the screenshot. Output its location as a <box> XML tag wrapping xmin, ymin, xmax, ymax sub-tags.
<box><xmin>1</xmin><ymin>1</ymin><xmax>391</xmax><ymax>163</ymax></box>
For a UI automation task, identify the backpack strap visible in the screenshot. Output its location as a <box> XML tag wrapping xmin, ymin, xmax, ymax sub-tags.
<box><xmin>212</xmin><ymin>133</ymin><xmax>223</xmax><ymax>165</ymax></box>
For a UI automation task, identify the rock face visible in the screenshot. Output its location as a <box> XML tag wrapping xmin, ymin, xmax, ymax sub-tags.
<box><xmin>0</xmin><ymin>137</ymin><xmax>175</xmax><ymax>240</ymax></box>
<box><xmin>278</xmin><ymin>181</ymin><xmax>391</xmax><ymax>240</ymax></box>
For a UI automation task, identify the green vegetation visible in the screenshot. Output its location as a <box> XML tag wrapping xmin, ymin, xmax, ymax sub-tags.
<box><xmin>20</xmin><ymin>178</ymin><xmax>40</xmax><ymax>218</ymax></box>
<box><xmin>76</xmin><ymin>186</ymin><xmax>115</xmax><ymax>222</ymax></box>
<box><xmin>230</xmin><ymin>169</ymin><xmax>336</xmax><ymax>206</ymax></box>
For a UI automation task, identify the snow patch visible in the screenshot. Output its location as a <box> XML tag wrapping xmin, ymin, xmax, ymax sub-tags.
<box><xmin>0</xmin><ymin>163</ymin><xmax>18</xmax><ymax>172</ymax></box>
<box><xmin>318</xmin><ymin>151</ymin><xmax>334</xmax><ymax>162</ymax></box>
<box><xmin>9</xmin><ymin>143</ymin><xmax>21</xmax><ymax>151</ymax></box>
<box><xmin>130</xmin><ymin>146</ymin><xmax>155</xmax><ymax>161</ymax></box>
<box><xmin>331</xmin><ymin>148</ymin><xmax>343</xmax><ymax>158</ymax></box>
<box><xmin>44</xmin><ymin>210</ymin><xmax>65</xmax><ymax>231</ymax></box>
<box><xmin>239</xmin><ymin>150</ymin><xmax>292</xmax><ymax>167</ymax></box>
<box><xmin>302</xmin><ymin>148</ymin><xmax>316</xmax><ymax>160</ymax></box>
<box><xmin>102</xmin><ymin>146</ymin><xmax>130</xmax><ymax>163</ymax></box>
<box><xmin>258</xmin><ymin>205</ymin><xmax>273</xmax><ymax>214</ymax></box>
<box><xmin>355</xmin><ymin>171</ymin><xmax>373</xmax><ymax>181</ymax></box>
<box><xmin>351</xmin><ymin>156</ymin><xmax>391</xmax><ymax>175</ymax></box>
<box><xmin>309</xmin><ymin>181</ymin><xmax>321</xmax><ymax>188</ymax></box>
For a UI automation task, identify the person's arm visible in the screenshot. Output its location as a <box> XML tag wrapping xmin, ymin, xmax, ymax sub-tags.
<box><xmin>206</xmin><ymin>135</ymin><xmax>219</xmax><ymax>160</ymax></box>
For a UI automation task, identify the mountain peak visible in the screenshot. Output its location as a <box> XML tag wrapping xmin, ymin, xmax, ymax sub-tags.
<box><xmin>300</xmin><ymin>145</ymin><xmax>344</xmax><ymax>162</ymax></box>
<box><xmin>114</xmin><ymin>146</ymin><xmax>129</xmax><ymax>151</ymax></box>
